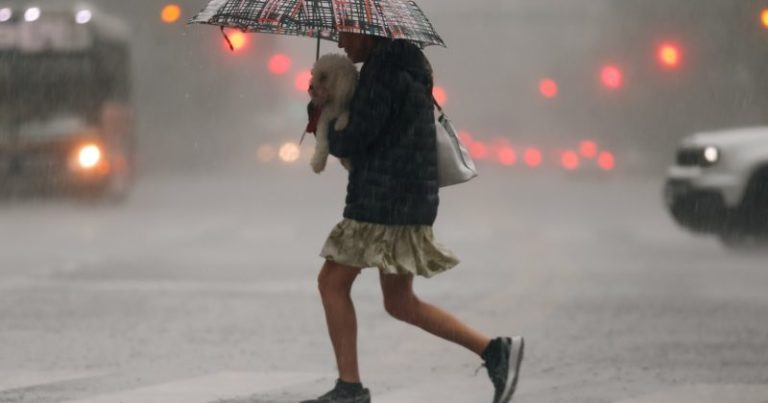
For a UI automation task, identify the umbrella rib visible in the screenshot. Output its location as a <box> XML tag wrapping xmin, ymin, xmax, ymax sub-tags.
<box><xmin>373</xmin><ymin>0</ymin><xmax>392</xmax><ymax>38</ymax></box>
<box><xmin>335</xmin><ymin>0</ymin><xmax>352</xmax><ymax>31</ymax></box>
<box><xmin>263</xmin><ymin>0</ymin><xmax>278</xmax><ymax>18</ymax></box>
<box><xmin>298</xmin><ymin>0</ymin><xmax>314</xmax><ymax>29</ymax></box>
<box><xmin>290</xmin><ymin>1</ymin><xmax>303</xmax><ymax>20</ymax></box>
<box><xmin>259</xmin><ymin>0</ymin><xmax>278</xmax><ymax>24</ymax></box>
<box><xmin>328</xmin><ymin>0</ymin><xmax>338</xmax><ymax>32</ymax></box>
<box><xmin>363</xmin><ymin>0</ymin><xmax>386</xmax><ymax>34</ymax></box>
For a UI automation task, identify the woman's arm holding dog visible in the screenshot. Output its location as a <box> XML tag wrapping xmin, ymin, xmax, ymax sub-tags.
<box><xmin>327</xmin><ymin>68</ymin><xmax>394</xmax><ymax>158</ymax></box>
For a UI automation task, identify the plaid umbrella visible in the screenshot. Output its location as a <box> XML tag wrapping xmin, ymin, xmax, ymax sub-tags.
<box><xmin>189</xmin><ymin>0</ymin><xmax>446</xmax><ymax>49</ymax></box>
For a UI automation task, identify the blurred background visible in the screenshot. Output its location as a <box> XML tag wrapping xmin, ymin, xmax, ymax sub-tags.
<box><xmin>109</xmin><ymin>1</ymin><xmax>768</xmax><ymax>173</ymax></box>
<box><xmin>7</xmin><ymin>0</ymin><xmax>765</xmax><ymax>174</ymax></box>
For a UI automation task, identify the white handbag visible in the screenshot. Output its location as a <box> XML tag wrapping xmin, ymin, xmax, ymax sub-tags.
<box><xmin>435</xmin><ymin>100</ymin><xmax>478</xmax><ymax>187</ymax></box>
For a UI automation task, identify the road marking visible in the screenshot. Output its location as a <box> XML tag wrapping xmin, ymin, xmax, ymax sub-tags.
<box><xmin>617</xmin><ymin>384</ymin><xmax>768</xmax><ymax>403</ymax></box>
<box><xmin>64</xmin><ymin>371</ymin><xmax>324</xmax><ymax>403</ymax></box>
<box><xmin>0</xmin><ymin>370</ymin><xmax>104</xmax><ymax>392</ymax></box>
<box><xmin>375</xmin><ymin>376</ymin><xmax>559</xmax><ymax>403</ymax></box>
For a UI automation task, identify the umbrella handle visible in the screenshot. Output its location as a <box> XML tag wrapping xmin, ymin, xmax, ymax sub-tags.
<box><xmin>221</xmin><ymin>27</ymin><xmax>235</xmax><ymax>51</ymax></box>
<box><xmin>313</xmin><ymin>0</ymin><xmax>321</xmax><ymax>61</ymax></box>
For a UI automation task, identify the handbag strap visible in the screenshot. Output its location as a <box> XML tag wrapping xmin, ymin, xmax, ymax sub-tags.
<box><xmin>433</xmin><ymin>95</ymin><xmax>449</xmax><ymax>124</ymax></box>
<box><xmin>433</xmin><ymin>95</ymin><xmax>444</xmax><ymax>113</ymax></box>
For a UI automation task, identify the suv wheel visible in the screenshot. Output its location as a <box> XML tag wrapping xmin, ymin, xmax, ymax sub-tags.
<box><xmin>718</xmin><ymin>230</ymin><xmax>755</xmax><ymax>249</ymax></box>
<box><xmin>718</xmin><ymin>169</ymin><xmax>768</xmax><ymax>250</ymax></box>
<box><xmin>740</xmin><ymin>168</ymin><xmax>768</xmax><ymax>232</ymax></box>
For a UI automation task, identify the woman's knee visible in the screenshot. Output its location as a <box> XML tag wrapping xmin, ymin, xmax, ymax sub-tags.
<box><xmin>380</xmin><ymin>273</ymin><xmax>417</xmax><ymax>321</ymax></box>
<box><xmin>317</xmin><ymin>260</ymin><xmax>360</xmax><ymax>297</ymax></box>
<box><xmin>383</xmin><ymin>291</ymin><xmax>420</xmax><ymax>322</ymax></box>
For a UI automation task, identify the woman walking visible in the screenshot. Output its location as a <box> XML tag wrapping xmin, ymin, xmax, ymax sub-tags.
<box><xmin>303</xmin><ymin>32</ymin><xmax>524</xmax><ymax>403</ymax></box>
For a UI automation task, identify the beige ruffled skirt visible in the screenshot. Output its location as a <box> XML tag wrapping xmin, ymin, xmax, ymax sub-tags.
<box><xmin>320</xmin><ymin>219</ymin><xmax>460</xmax><ymax>278</ymax></box>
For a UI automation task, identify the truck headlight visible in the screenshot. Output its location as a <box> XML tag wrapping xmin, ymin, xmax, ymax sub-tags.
<box><xmin>78</xmin><ymin>144</ymin><xmax>102</xmax><ymax>169</ymax></box>
<box><xmin>703</xmin><ymin>146</ymin><xmax>719</xmax><ymax>165</ymax></box>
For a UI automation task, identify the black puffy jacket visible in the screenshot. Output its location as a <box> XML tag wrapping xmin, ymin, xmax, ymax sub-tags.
<box><xmin>328</xmin><ymin>39</ymin><xmax>438</xmax><ymax>226</ymax></box>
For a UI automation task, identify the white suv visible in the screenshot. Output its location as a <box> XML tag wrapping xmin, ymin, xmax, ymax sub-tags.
<box><xmin>664</xmin><ymin>127</ymin><xmax>768</xmax><ymax>247</ymax></box>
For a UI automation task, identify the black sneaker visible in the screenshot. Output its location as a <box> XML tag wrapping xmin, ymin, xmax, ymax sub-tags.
<box><xmin>300</xmin><ymin>380</ymin><xmax>371</xmax><ymax>403</ymax></box>
<box><xmin>482</xmin><ymin>336</ymin><xmax>525</xmax><ymax>403</ymax></box>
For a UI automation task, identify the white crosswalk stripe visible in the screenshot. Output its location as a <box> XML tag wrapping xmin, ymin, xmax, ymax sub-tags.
<box><xmin>616</xmin><ymin>384</ymin><xmax>768</xmax><ymax>403</ymax></box>
<box><xmin>63</xmin><ymin>371</ymin><xmax>325</xmax><ymax>403</ymax></box>
<box><xmin>0</xmin><ymin>370</ymin><xmax>105</xmax><ymax>392</ymax></box>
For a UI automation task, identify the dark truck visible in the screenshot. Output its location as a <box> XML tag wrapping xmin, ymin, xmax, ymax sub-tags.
<box><xmin>0</xmin><ymin>3</ymin><xmax>135</xmax><ymax>199</ymax></box>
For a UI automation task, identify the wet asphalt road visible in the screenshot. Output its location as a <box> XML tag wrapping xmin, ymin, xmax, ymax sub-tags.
<box><xmin>1</xmin><ymin>166</ymin><xmax>767</xmax><ymax>402</ymax></box>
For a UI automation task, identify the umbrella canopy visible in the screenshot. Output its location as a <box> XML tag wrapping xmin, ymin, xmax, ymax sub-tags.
<box><xmin>189</xmin><ymin>0</ymin><xmax>446</xmax><ymax>48</ymax></box>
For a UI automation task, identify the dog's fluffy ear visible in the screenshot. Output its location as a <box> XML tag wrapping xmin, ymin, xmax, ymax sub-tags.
<box><xmin>313</xmin><ymin>54</ymin><xmax>358</xmax><ymax>104</ymax></box>
<box><xmin>333</xmin><ymin>58</ymin><xmax>359</xmax><ymax>104</ymax></box>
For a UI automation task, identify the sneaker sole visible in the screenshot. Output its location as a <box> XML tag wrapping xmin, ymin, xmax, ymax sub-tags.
<box><xmin>500</xmin><ymin>336</ymin><xmax>525</xmax><ymax>403</ymax></box>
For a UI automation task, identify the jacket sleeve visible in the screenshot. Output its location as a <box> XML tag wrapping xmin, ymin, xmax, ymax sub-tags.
<box><xmin>327</xmin><ymin>68</ymin><xmax>394</xmax><ymax>158</ymax></box>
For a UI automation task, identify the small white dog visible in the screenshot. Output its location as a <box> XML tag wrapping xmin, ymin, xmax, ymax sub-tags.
<box><xmin>308</xmin><ymin>53</ymin><xmax>359</xmax><ymax>173</ymax></box>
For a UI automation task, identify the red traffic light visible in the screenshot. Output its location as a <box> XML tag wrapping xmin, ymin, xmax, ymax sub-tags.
<box><xmin>658</xmin><ymin>43</ymin><xmax>682</xmax><ymax>69</ymax></box>
<box><xmin>161</xmin><ymin>4</ymin><xmax>181</xmax><ymax>24</ymax></box>
<box><xmin>268</xmin><ymin>54</ymin><xmax>293</xmax><ymax>75</ymax></box>
<box><xmin>539</xmin><ymin>79</ymin><xmax>559</xmax><ymax>99</ymax></box>
<box><xmin>600</xmin><ymin>65</ymin><xmax>624</xmax><ymax>90</ymax></box>
<box><xmin>294</xmin><ymin>70</ymin><xmax>312</xmax><ymax>92</ymax></box>
<box><xmin>762</xmin><ymin>9</ymin><xmax>768</xmax><ymax>29</ymax></box>
<box><xmin>433</xmin><ymin>86</ymin><xmax>447</xmax><ymax>105</ymax></box>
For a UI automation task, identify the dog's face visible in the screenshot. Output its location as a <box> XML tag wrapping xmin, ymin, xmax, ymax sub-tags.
<box><xmin>308</xmin><ymin>71</ymin><xmax>333</xmax><ymax>108</ymax></box>
<box><xmin>309</xmin><ymin>54</ymin><xmax>359</xmax><ymax>109</ymax></box>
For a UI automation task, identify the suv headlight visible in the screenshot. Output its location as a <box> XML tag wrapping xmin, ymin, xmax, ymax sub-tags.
<box><xmin>703</xmin><ymin>146</ymin><xmax>719</xmax><ymax>165</ymax></box>
<box><xmin>78</xmin><ymin>144</ymin><xmax>103</xmax><ymax>169</ymax></box>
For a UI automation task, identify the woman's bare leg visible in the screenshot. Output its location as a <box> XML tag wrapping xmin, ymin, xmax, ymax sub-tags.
<box><xmin>318</xmin><ymin>260</ymin><xmax>363</xmax><ymax>383</ymax></box>
<box><xmin>379</xmin><ymin>271</ymin><xmax>491</xmax><ymax>356</ymax></box>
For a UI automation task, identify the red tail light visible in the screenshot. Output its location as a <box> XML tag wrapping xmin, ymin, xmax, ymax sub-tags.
<box><xmin>523</xmin><ymin>148</ymin><xmax>542</xmax><ymax>168</ymax></box>
<box><xmin>469</xmin><ymin>142</ymin><xmax>489</xmax><ymax>160</ymax></box>
<box><xmin>539</xmin><ymin>79</ymin><xmax>559</xmax><ymax>99</ymax></box>
<box><xmin>497</xmin><ymin>146</ymin><xmax>517</xmax><ymax>166</ymax></box>
<box><xmin>598</xmin><ymin>151</ymin><xmax>616</xmax><ymax>171</ymax></box>
<box><xmin>579</xmin><ymin>140</ymin><xmax>598</xmax><ymax>159</ymax></box>
<box><xmin>561</xmin><ymin>150</ymin><xmax>580</xmax><ymax>171</ymax></box>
